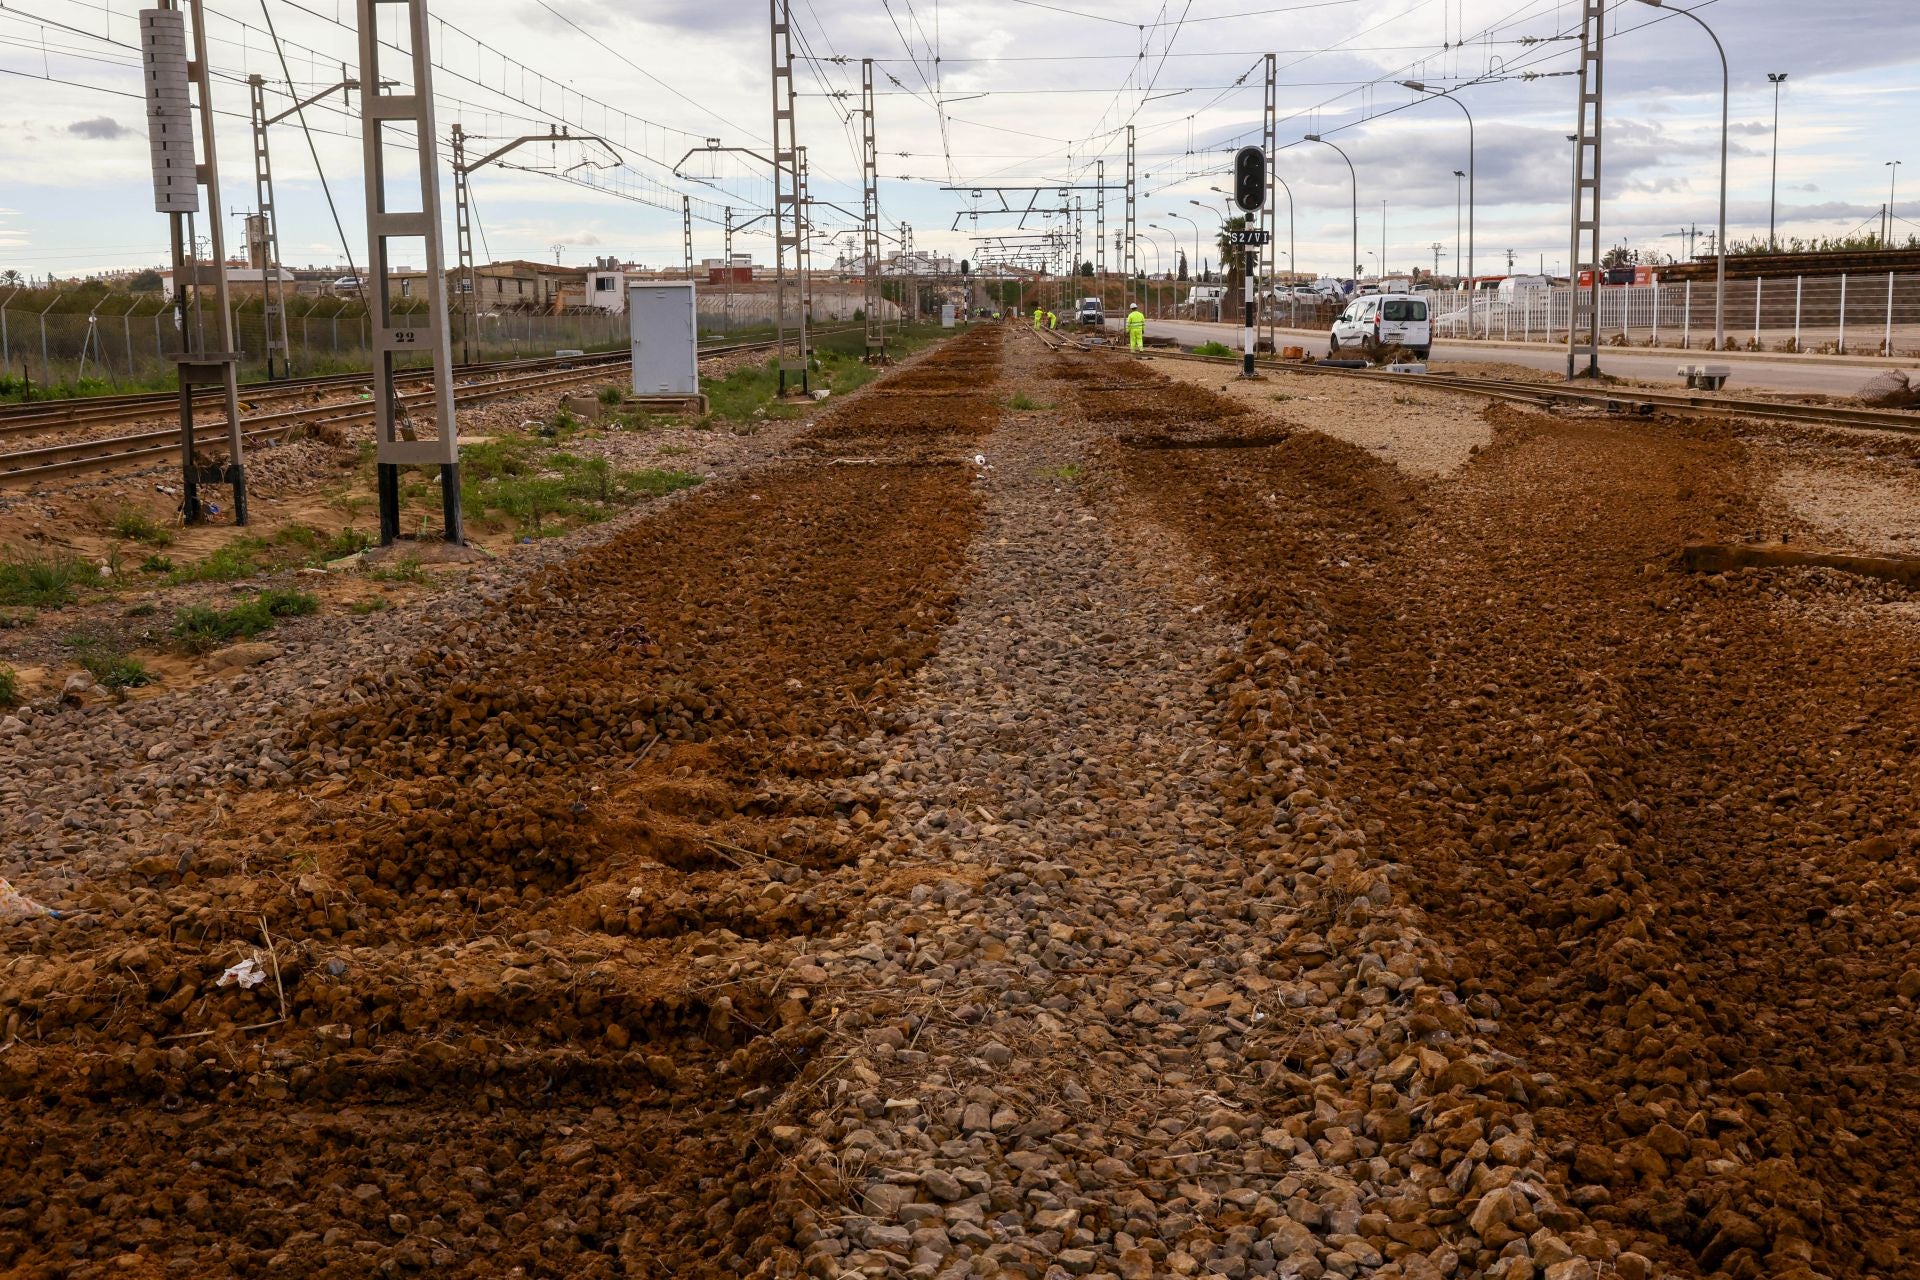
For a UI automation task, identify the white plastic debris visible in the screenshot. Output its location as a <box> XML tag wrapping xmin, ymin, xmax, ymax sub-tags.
<box><xmin>218</xmin><ymin>956</ymin><xmax>268</xmax><ymax>989</ymax></box>
<box><xmin>974</xmin><ymin>454</ymin><xmax>987</xmax><ymax>467</ymax></box>
<box><xmin>0</xmin><ymin>878</ymin><xmax>57</xmax><ymax>922</ymax></box>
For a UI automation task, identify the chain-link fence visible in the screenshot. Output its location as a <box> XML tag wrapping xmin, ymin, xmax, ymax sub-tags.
<box><xmin>0</xmin><ymin>293</ymin><xmax>633</xmax><ymax>393</ymax></box>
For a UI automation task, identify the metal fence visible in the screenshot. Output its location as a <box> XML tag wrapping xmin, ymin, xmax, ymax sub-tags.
<box><xmin>0</xmin><ymin>295</ymin><xmax>633</xmax><ymax>391</ymax></box>
<box><xmin>1405</xmin><ymin>273</ymin><xmax>1920</xmax><ymax>357</ymax></box>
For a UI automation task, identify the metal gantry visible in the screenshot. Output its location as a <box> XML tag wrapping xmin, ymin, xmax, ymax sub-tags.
<box><xmin>861</xmin><ymin>58</ymin><xmax>883</xmax><ymax>359</ymax></box>
<box><xmin>1566</xmin><ymin>0</ymin><xmax>1606</xmax><ymax>379</ymax></box>
<box><xmin>769</xmin><ymin>0</ymin><xmax>807</xmax><ymax>392</ymax></box>
<box><xmin>357</xmin><ymin>0</ymin><xmax>460</xmax><ymax>544</ymax></box>
<box><xmin>144</xmin><ymin>1</ymin><xmax>248</xmax><ymax>525</ymax></box>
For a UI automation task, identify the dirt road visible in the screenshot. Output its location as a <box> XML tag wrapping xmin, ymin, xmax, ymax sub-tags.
<box><xmin>5</xmin><ymin>325</ymin><xmax>1919</xmax><ymax>1279</ymax></box>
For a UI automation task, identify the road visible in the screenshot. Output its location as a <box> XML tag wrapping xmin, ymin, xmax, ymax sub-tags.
<box><xmin>1130</xmin><ymin>315</ymin><xmax>1908</xmax><ymax>398</ymax></box>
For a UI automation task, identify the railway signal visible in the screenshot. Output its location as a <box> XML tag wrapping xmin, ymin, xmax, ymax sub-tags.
<box><xmin>1231</xmin><ymin>148</ymin><xmax>1269</xmax><ymax>376</ymax></box>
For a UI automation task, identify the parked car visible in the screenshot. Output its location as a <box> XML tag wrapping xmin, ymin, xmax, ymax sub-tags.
<box><xmin>1076</xmin><ymin>297</ymin><xmax>1105</xmax><ymax>326</ymax></box>
<box><xmin>1329</xmin><ymin>293</ymin><xmax>1431</xmax><ymax>360</ymax></box>
<box><xmin>332</xmin><ymin>275</ymin><xmax>364</xmax><ymax>295</ymax></box>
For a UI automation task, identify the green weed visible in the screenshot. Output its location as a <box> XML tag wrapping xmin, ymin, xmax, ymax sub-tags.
<box><xmin>123</xmin><ymin>602</ymin><xmax>157</xmax><ymax>618</ymax></box>
<box><xmin>0</xmin><ymin>665</ymin><xmax>18</xmax><ymax>708</ymax></box>
<box><xmin>366</xmin><ymin>556</ymin><xmax>429</xmax><ymax>585</ymax></box>
<box><xmin>348</xmin><ymin>597</ymin><xmax>391</xmax><ymax>615</ymax></box>
<box><xmin>78</xmin><ymin>649</ymin><xmax>153</xmax><ymax>692</ymax></box>
<box><xmin>170</xmin><ymin>588</ymin><xmax>319</xmax><ymax>654</ymax></box>
<box><xmin>1192</xmin><ymin>341</ymin><xmax>1234</xmax><ymax>357</ymax></box>
<box><xmin>0</xmin><ymin>552</ymin><xmax>90</xmax><ymax>608</ymax></box>
<box><xmin>620</xmin><ymin>469</ymin><xmax>703</xmax><ymax>498</ymax></box>
<box><xmin>597</xmin><ymin>384</ymin><xmax>626</xmax><ymax>407</ymax></box>
<box><xmin>140</xmin><ymin>554</ymin><xmax>175</xmax><ymax>575</ymax></box>
<box><xmin>1042</xmin><ymin>463</ymin><xmax>1084</xmax><ymax>482</ymax></box>
<box><xmin>0</xmin><ymin>609</ymin><xmax>32</xmax><ymax>630</ymax></box>
<box><xmin>108</xmin><ymin>509</ymin><xmax>173</xmax><ymax>547</ymax></box>
<box><xmin>1009</xmin><ymin>392</ymin><xmax>1047</xmax><ymax>411</ymax></box>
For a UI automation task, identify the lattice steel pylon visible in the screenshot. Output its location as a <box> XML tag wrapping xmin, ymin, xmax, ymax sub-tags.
<box><xmin>861</xmin><ymin>58</ymin><xmax>883</xmax><ymax>360</ymax></box>
<box><xmin>1124</xmin><ymin>126</ymin><xmax>1137</xmax><ymax>288</ymax></box>
<box><xmin>768</xmin><ymin>0</ymin><xmax>807</xmax><ymax>392</ymax></box>
<box><xmin>1095</xmin><ymin>159</ymin><xmax>1107</xmax><ymax>303</ymax></box>
<box><xmin>357</xmin><ymin>0</ymin><xmax>461</xmax><ymax>544</ymax></box>
<box><xmin>1261</xmin><ymin>52</ymin><xmax>1277</xmax><ymax>353</ymax></box>
<box><xmin>247</xmin><ymin>76</ymin><xmax>291</xmax><ymax>380</ymax></box>
<box><xmin>723</xmin><ymin>206</ymin><xmax>735</xmax><ymax>333</ymax></box>
<box><xmin>682</xmin><ymin>196</ymin><xmax>693</xmax><ymax>278</ymax></box>
<box><xmin>1566</xmin><ymin>0</ymin><xmax>1605</xmax><ymax>380</ymax></box>
<box><xmin>451</xmin><ymin>123</ymin><xmax>474</xmax><ymax>362</ymax></box>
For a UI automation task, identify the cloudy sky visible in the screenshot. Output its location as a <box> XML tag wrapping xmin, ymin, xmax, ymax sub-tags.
<box><xmin>2</xmin><ymin>0</ymin><xmax>1918</xmax><ymax>283</ymax></box>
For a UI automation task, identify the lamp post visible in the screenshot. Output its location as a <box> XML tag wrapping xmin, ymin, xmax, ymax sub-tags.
<box><xmin>1888</xmin><ymin>161</ymin><xmax>1904</xmax><ymax>249</ymax></box>
<box><xmin>1637</xmin><ymin>0</ymin><xmax>1727</xmax><ymax>352</ymax></box>
<box><xmin>1400</xmin><ymin>80</ymin><xmax>1475</xmax><ymax>334</ymax></box>
<box><xmin>1304</xmin><ymin>133</ymin><xmax>1359</xmax><ymax>287</ymax></box>
<box><xmin>1453</xmin><ymin>169</ymin><xmax>1465</xmax><ymax>295</ymax></box>
<box><xmin>1164</xmin><ymin>211</ymin><xmax>1202</xmax><ymax>283</ymax></box>
<box><xmin>1767</xmin><ymin>72</ymin><xmax>1788</xmax><ymax>250</ymax></box>
<box><xmin>1147</xmin><ymin>225</ymin><xmax>1180</xmax><ymax>317</ymax></box>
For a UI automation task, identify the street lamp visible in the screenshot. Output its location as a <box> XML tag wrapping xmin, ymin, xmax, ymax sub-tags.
<box><xmin>1401</xmin><ymin>80</ymin><xmax>1475</xmax><ymax>334</ymax></box>
<box><xmin>1147</xmin><ymin>225</ymin><xmax>1180</xmax><ymax>317</ymax></box>
<box><xmin>1767</xmin><ymin>72</ymin><xmax>1788</xmax><ymax>250</ymax></box>
<box><xmin>1453</xmin><ymin>170</ymin><xmax>1465</xmax><ymax>290</ymax></box>
<box><xmin>1304</xmin><ymin>133</ymin><xmax>1359</xmax><ymax>286</ymax></box>
<box><xmin>1164</xmin><ymin>211</ymin><xmax>1202</xmax><ymax>282</ymax></box>
<box><xmin>1637</xmin><ymin>0</ymin><xmax>1727</xmax><ymax>352</ymax></box>
<box><xmin>1888</xmin><ymin>161</ymin><xmax>1904</xmax><ymax>249</ymax></box>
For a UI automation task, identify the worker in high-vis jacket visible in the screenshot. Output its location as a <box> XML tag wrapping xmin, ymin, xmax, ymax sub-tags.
<box><xmin>1032</xmin><ymin>306</ymin><xmax>1044</xmax><ymax>330</ymax></box>
<box><xmin>1046</xmin><ymin>310</ymin><xmax>1058</xmax><ymax>331</ymax></box>
<box><xmin>1126</xmin><ymin>302</ymin><xmax>1146</xmax><ymax>354</ymax></box>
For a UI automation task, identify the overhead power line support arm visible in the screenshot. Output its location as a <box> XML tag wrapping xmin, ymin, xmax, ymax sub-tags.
<box><xmin>358</xmin><ymin>0</ymin><xmax>461</xmax><ymax>545</ymax></box>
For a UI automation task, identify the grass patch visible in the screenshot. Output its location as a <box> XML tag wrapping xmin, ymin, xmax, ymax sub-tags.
<box><xmin>0</xmin><ymin>552</ymin><xmax>90</xmax><ymax>609</ymax></box>
<box><xmin>1191</xmin><ymin>341</ymin><xmax>1234</xmax><ymax>357</ymax></box>
<box><xmin>656</xmin><ymin>443</ymin><xmax>692</xmax><ymax>458</ymax></box>
<box><xmin>1269</xmin><ymin>392</ymin><xmax>1295</xmax><ymax>402</ymax></box>
<box><xmin>597</xmin><ymin>384</ymin><xmax>625</xmax><ymax>407</ymax></box>
<box><xmin>1009</xmin><ymin>392</ymin><xmax>1047</xmax><ymax>411</ymax></box>
<box><xmin>140</xmin><ymin>554</ymin><xmax>175</xmax><ymax>575</ymax></box>
<box><xmin>77</xmin><ymin>648</ymin><xmax>153</xmax><ymax>692</ymax></box>
<box><xmin>348</xmin><ymin>597</ymin><xmax>391</xmax><ymax>615</ymax></box>
<box><xmin>1042</xmin><ymin>463</ymin><xmax>1084</xmax><ymax>482</ymax></box>
<box><xmin>620</xmin><ymin>469</ymin><xmax>703</xmax><ymax>498</ymax></box>
<box><xmin>108</xmin><ymin>509</ymin><xmax>173</xmax><ymax>547</ymax></box>
<box><xmin>0</xmin><ymin>609</ymin><xmax>32</xmax><ymax>630</ymax></box>
<box><xmin>170</xmin><ymin>588</ymin><xmax>319</xmax><ymax>654</ymax></box>
<box><xmin>124</xmin><ymin>602</ymin><xmax>157</xmax><ymax>618</ymax></box>
<box><xmin>366</xmin><ymin>556</ymin><xmax>429</xmax><ymax>585</ymax></box>
<box><xmin>166</xmin><ymin>525</ymin><xmax>367</xmax><ymax>584</ymax></box>
<box><xmin>0</xmin><ymin>665</ymin><xmax>18</xmax><ymax>707</ymax></box>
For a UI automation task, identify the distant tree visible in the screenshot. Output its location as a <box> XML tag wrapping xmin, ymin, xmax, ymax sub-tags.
<box><xmin>0</xmin><ymin>269</ymin><xmax>21</xmax><ymax>288</ymax></box>
<box><xmin>1601</xmin><ymin>245</ymin><xmax>1638</xmax><ymax>269</ymax></box>
<box><xmin>1176</xmin><ymin>252</ymin><xmax>1189</xmax><ymax>281</ymax></box>
<box><xmin>1215</xmin><ymin>215</ymin><xmax>1250</xmax><ymax>297</ymax></box>
<box><xmin>128</xmin><ymin>268</ymin><xmax>163</xmax><ymax>292</ymax></box>
<box><xmin>1079</xmin><ymin>261</ymin><xmax>1093</xmax><ymax>277</ymax></box>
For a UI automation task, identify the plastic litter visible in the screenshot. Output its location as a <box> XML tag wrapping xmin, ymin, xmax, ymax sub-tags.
<box><xmin>0</xmin><ymin>878</ymin><xmax>58</xmax><ymax>922</ymax></box>
<box><xmin>217</xmin><ymin>956</ymin><xmax>269</xmax><ymax>989</ymax></box>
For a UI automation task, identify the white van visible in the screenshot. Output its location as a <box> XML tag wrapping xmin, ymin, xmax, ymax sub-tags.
<box><xmin>1329</xmin><ymin>293</ymin><xmax>1431</xmax><ymax>360</ymax></box>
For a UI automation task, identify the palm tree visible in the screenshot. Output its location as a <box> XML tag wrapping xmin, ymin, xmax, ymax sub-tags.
<box><xmin>1215</xmin><ymin>215</ymin><xmax>1250</xmax><ymax>301</ymax></box>
<box><xmin>0</xmin><ymin>269</ymin><xmax>23</xmax><ymax>288</ymax></box>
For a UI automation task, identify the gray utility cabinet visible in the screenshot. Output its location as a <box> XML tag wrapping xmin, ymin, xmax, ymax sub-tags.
<box><xmin>628</xmin><ymin>280</ymin><xmax>699</xmax><ymax>397</ymax></box>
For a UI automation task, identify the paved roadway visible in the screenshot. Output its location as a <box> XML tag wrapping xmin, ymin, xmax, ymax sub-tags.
<box><xmin>1126</xmin><ymin>316</ymin><xmax>1909</xmax><ymax>399</ymax></box>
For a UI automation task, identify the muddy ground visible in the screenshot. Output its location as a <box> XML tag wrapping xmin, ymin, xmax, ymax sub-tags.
<box><xmin>5</xmin><ymin>323</ymin><xmax>1920</xmax><ymax>1279</ymax></box>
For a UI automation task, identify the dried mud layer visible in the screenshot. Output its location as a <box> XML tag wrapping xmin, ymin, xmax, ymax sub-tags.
<box><xmin>0</xmin><ymin>329</ymin><xmax>1002</xmax><ymax>1277</ymax></box>
<box><xmin>7</xmin><ymin>324</ymin><xmax>1920</xmax><ymax>1280</ymax></box>
<box><xmin>1116</xmin><ymin>368</ymin><xmax>1920</xmax><ymax>1279</ymax></box>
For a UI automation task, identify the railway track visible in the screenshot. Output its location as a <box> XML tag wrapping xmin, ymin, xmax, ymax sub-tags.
<box><xmin>0</xmin><ymin>349</ymin><xmax>631</xmax><ymax>444</ymax></box>
<box><xmin>1094</xmin><ymin>335</ymin><xmax>1920</xmax><ymax>436</ymax></box>
<box><xmin>0</xmin><ymin>333</ymin><xmax>826</xmax><ymax>488</ymax></box>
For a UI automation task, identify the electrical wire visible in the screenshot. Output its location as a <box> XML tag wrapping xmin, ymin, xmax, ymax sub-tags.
<box><xmin>258</xmin><ymin>0</ymin><xmax>358</xmax><ymax>289</ymax></box>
